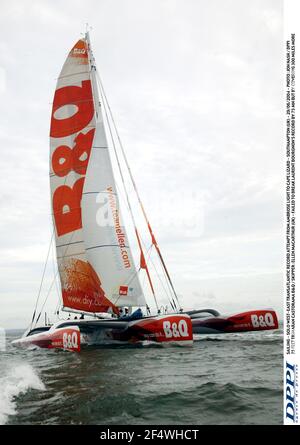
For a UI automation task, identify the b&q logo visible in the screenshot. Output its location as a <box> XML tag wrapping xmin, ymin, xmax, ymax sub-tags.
<box><xmin>251</xmin><ymin>312</ymin><xmax>275</xmax><ymax>328</ymax></box>
<box><xmin>63</xmin><ymin>331</ymin><xmax>79</xmax><ymax>350</ymax></box>
<box><xmin>73</xmin><ymin>48</ymin><xmax>86</xmax><ymax>55</ymax></box>
<box><xmin>163</xmin><ymin>319</ymin><xmax>189</xmax><ymax>339</ymax></box>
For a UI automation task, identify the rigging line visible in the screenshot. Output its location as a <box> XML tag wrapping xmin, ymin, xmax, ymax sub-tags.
<box><xmin>146</xmin><ymin>246</ymin><xmax>177</xmax><ymax>312</ymax></box>
<box><xmin>143</xmin><ymin>245</ymin><xmax>168</xmax><ymax>309</ymax></box>
<box><xmin>54</xmin><ymin>298</ymin><xmax>60</xmax><ymax>317</ymax></box>
<box><xmin>112</xmin><ymin>241</ymin><xmax>154</xmax><ymax>309</ymax></box>
<box><xmin>105</xmin><ymin>130</ymin><xmax>173</xmax><ymax>312</ymax></box>
<box><xmin>134</xmin><ymin>226</ymin><xmax>157</xmax><ymax>306</ymax></box>
<box><xmin>115</xmin><ymin>177</ymin><xmax>149</xmax><ymax>272</ymax></box>
<box><xmin>52</xmin><ymin>236</ymin><xmax>61</xmax><ymax>300</ymax></box>
<box><xmin>137</xmin><ymin>220</ymin><xmax>178</xmax><ymax>311</ymax></box>
<box><xmin>147</xmin><ymin>252</ymin><xmax>172</xmax><ymax>307</ymax></box>
<box><xmin>128</xmin><ymin>199</ymin><xmax>176</xmax><ymax>312</ymax></box>
<box><xmin>35</xmin><ymin>146</ymin><xmax>84</xmax><ymax>323</ymax></box>
<box><xmin>53</xmin><ymin>281</ymin><xmax>63</xmax><ymax>316</ymax></box>
<box><xmin>112</xmin><ymin>265</ymin><xmax>154</xmax><ymax>311</ymax></box>
<box><xmin>96</xmin><ymin>70</ymin><xmax>182</xmax><ymax>311</ymax></box>
<box><xmin>97</xmin><ymin>76</ymin><xmax>159</xmax><ymax>312</ymax></box>
<box><xmin>86</xmin><ymin>32</ymin><xmax>150</xmax><ymax>312</ymax></box>
<box><xmin>96</xmin><ymin>94</ymin><xmax>157</xmax><ymax>311</ymax></box>
<box><xmin>110</xmin><ymin>269</ymin><xmax>142</xmax><ymax>308</ymax></box>
<box><xmin>143</xmin><ymin>232</ymin><xmax>178</xmax><ymax>311</ymax></box>
<box><xmin>110</xmin><ymin>241</ymin><xmax>145</xmax><ymax>305</ymax></box>
<box><xmin>158</xmin><ymin>254</ymin><xmax>179</xmax><ymax>311</ymax></box>
<box><xmin>140</xmin><ymin>246</ymin><xmax>152</xmax><ymax>296</ymax></box>
<box><xmin>141</xmin><ymin>268</ymin><xmax>147</xmax><ymax>292</ymax></box>
<box><xmin>38</xmin><ymin>234</ymin><xmax>95</xmax><ymax>325</ymax></box>
<box><xmin>35</xmin><ymin>189</ymin><xmax>84</xmax><ymax>327</ymax></box>
<box><xmin>35</xmin><ymin>268</ymin><xmax>60</xmax><ymax>327</ymax></box>
<box><xmin>30</xmin><ymin>228</ymin><xmax>55</xmax><ymax>328</ymax></box>
<box><xmin>137</xmin><ymin>228</ymin><xmax>175</xmax><ymax>311</ymax></box>
<box><xmin>95</xmin><ymin>188</ymin><xmax>149</xmax><ymax>310</ymax></box>
<box><xmin>52</xmin><ymin>239</ymin><xmax>62</xmax><ymax>317</ymax></box>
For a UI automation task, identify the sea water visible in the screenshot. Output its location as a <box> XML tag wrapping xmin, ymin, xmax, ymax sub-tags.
<box><xmin>0</xmin><ymin>328</ymin><xmax>283</xmax><ymax>425</ymax></box>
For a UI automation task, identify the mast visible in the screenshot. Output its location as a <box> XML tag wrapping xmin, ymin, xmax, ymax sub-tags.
<box><xmin>85</xmin><ymin>32</ymin><xmax>100</xmax><ymax>119</ymax></box>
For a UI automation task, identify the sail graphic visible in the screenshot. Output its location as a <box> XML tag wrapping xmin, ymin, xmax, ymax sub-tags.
<box><xmin>50</xmin><ymin>36</ymin><xmax>145</xmax><ymax>314</ymax></box>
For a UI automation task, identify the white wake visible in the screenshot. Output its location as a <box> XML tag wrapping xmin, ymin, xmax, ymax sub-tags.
<box><xmin>0</xmin><ymin>362</ymin><xmax>45</xmax><ymax>424</ymax></box>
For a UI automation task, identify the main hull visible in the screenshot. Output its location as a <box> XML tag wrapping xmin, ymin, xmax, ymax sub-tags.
<box><xmin>12</xmin><ymin>308</ymin><xmax>279</xmax><ymax>352</ymax></box>
<box><xmin>12</xmin><ymin>314</ymin><xmax>194</xmax><ymax>351</ymax></box>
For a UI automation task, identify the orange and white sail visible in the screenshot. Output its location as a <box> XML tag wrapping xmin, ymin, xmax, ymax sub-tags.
<box><xmin>50</xmin><ymin>35</ymin><xmax>145</xmax><ymax>314</ymax></box>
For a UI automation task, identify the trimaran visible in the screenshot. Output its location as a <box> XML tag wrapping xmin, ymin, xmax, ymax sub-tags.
<box><xmin>13</xmin><ymin>33</ymin><xmax>278</xmax><ymax>351</ymax></box>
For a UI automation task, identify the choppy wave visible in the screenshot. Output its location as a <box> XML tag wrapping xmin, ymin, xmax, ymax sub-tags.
<box><xmin>3</xmin><ymin>328</ymin><xmax>283</xmax><ymax>425</ymax></box>
<box><xmin>0</xmin><ymin>362</ymin><xmax>45</xmax><ymax>425</ymax></box>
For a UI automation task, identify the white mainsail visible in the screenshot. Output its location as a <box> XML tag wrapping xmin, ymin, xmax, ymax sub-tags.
<box><xmin>49</xmin><ymin>35</ymin><xmax>145</xmax><ymax>313</ymax></box>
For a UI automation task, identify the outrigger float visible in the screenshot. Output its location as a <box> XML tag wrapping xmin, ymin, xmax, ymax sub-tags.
<box><xmin>13</xmin><ymin>33</ymin><xmax>278</xmax><ymax>352</ymax></box>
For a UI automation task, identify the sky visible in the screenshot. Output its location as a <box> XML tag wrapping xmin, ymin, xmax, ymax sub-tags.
<box><xmin>0</xmin><ymin>0</ymin><xmax>283</xmax><ymax>328</ymax></box>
